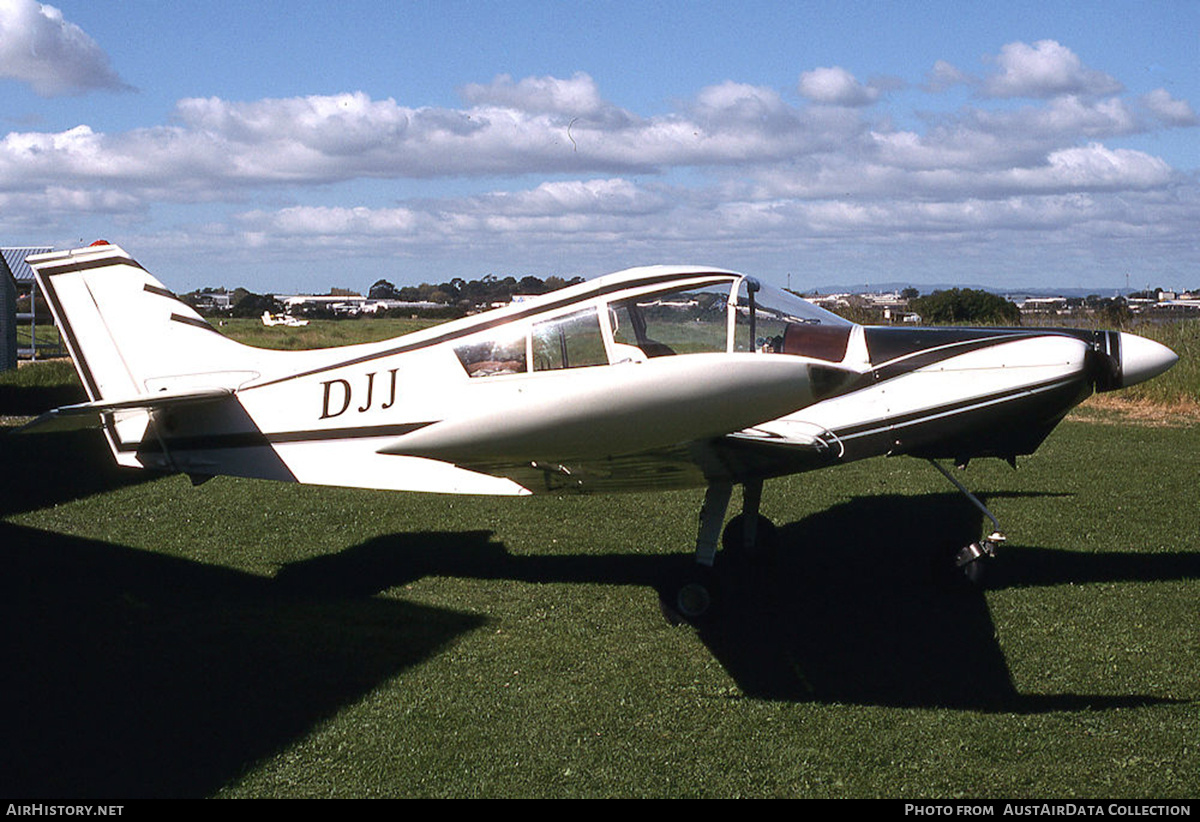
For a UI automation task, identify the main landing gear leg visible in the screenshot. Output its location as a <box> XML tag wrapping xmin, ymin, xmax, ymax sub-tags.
<box><xmin>721</xmin><ymin>478</ymin><xmax>779</xmax><ymax>559</ymax></box>
<box><xmin>666</xmin><ymin>482</ymin><xmax>732</xmax><ymax>623</ymax></box>
<box><xmin>928</xmin><ymin>459</ymin><xmax>1006</xmax><ymax>582</ymax></box>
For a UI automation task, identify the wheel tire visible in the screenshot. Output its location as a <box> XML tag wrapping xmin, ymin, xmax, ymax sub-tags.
<box><xmin>721</xmin><ymin>513</ymin><xmax>778</xmax><ymax>560</ymax></box>
<box><xmin>675</xmin><ymin>580</ymin><xmax>712</xmax><ymax>619</ymax></box>
<box><xmin>961</xmin><ymin>557</ymin><xmax>987</xmax><ymax>585</ymax></box>
<box><xmin>660</xmin><ymin>566</ymin><xmax>716</xmax><ymax>626</ymax></box>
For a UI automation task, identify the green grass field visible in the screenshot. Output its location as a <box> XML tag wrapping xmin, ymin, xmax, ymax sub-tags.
<box><xmin>214</xmin><ymin>316</ymin><xmax>442</xmax><ymax>350</ymax></box>
<box><xmin>1</xmin><ymin>318</ymin><xmax>1197</xmax><ymax>798</ymax></box>
<box><xmin>1111</xmin><ymin>320</ymin><xmax>1200</xmax><ymax>409</ymax></box>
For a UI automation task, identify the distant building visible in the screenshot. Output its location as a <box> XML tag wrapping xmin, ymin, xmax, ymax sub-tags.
<box><xmin>1019</xmin><ymin>296</ymin><xmax>1068</xmax><ymax>314</ymax></box>
<box><xmin>188</xmin><ymin>291</ymin><xmax>233</xmax><ymax>312</ymax></box>
<box><xmin>1</xmin><ymin>259</ymin><xmax>15</xmax><ymax>371</ymax></box>
<box><xmin>1</xmin><ymin>246</ymin><xmax>54</xmax><ymax>362</ymax></box>
<box><xmin>360</xmin><ymin>299</ymin><xmax>443</xmax><ymax>313</ymax></box>
<box><xmin>278</xmin><ymin>294</ymin><xmax>369</xmax><ymax>315</ymax></box>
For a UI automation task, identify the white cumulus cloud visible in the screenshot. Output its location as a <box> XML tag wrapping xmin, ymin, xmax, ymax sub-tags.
<box><xmin>1</xmin><ymin>48</ymin><xmax>1196</xmax><ymax>291</ymax></box>
<box><xmin>1139</xmin><ymin>88</ymin><xmax>1198</xmax><ymax>127</ymax></box>
<box><xmin>797</xmin><ymin>67</ymin><xmax>880</xmax><ymax>107</ymax></box>
<box><xmin>983</xmin><ymin>40</ymin><xmax>1122</xmax><ymax>99</ymax></box>
<box><xmin>460</xmin><ymin>72</ymin><xmax>623</xmax><ymax>121</ymax></box>
<box><xmin>0</xmin><ymin>0</ymin><xmax>131</xmax><ymax>96</ymax></box>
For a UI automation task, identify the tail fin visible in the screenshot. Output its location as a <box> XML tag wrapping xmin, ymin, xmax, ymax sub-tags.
<box><xmin>29</xmin><ymin>243</ymin><xmax>259</xmax><ymax>402</ymax></box>
<box><xmin>26</xmin><ymin>244</ymin><xmax>265</xmax><ymax>462</ymax></box>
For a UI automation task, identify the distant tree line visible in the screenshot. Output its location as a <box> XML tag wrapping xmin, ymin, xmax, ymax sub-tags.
<box><xmin>909</xmin><ymin>288</ymin><xmax>1021</xmax><ymax>325</ymax></box>
<box><xmin>367</xmin><ymin>273</ymin><xmax>585</xmax><ymax>307</ymax></box>
<box><xmin>180</xmin><ymin>286</ymin><xmax>283</xmax><ymax>318</ymax></box>
<box><xmin>181</xmin><ymin>273</ymin><xmax>586</xmax><ymax>319</ymax></box>
<box><xmin>808</xmin><ymin>287</ymin><xmax>1022</xmax><ymax>326</ymax></box>
<box><xmin>227</xmin><ymin>288</ymin><xmax>283</xmax><ymax>318</ymax></box>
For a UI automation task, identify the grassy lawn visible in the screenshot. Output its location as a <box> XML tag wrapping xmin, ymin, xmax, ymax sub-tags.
<box><xmin>214</xmin><ymin>316</ymin><xmax>442</xmax><ymax>350</ymax></box>
<box><xmin>1</xmin><ymin>318</ymin><xmax>1196</xmax><ymax>798</ymax></box>
<box><xmin>1111</xmin><ymin>320</ymin><xmax>1200</xmax><ymax>410</ymax></box>
<box><xmin>1</xmin><ymin>414</ymin><xmax>1197</xmax><ymax>798</ymax></box>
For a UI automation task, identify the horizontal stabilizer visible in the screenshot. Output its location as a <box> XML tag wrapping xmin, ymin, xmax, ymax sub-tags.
<box><xmin>18</xmin><ymin>387</ymin><xmax>233</xmax><ymax>434</ymax></box>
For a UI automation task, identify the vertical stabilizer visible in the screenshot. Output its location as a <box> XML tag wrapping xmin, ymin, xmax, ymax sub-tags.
<box><xmin>28</xmin><ymin>243</ymin><xmax>259</xmax><ymax>403</ymax></box>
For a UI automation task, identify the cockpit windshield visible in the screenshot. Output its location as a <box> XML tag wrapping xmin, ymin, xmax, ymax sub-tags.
<box><xmin>735</xmin><ymin>279</ymin><xmax>853</xmax><ymax>362</ymax></box>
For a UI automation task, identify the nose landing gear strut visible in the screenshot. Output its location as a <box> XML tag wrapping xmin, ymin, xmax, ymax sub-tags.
<box><xmin>927</xmin><ymin>459</ymin><xmax>1006</xmax><ymax>583</ymax></box>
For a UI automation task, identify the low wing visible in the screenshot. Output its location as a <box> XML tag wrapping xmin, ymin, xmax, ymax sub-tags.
<box><xmin>450</xmin><ymin>434</ymin><xmax>840</xmax><ymax>494</ymax></box>
<box><xmin>379</xmin><ymin>354</ymin><xmax>853</xmax><ymax>464</ymax></box>
<box><xmin>375</xmin><ymin>354</ymin><xmax>855</xmax><ymax>494</ymax></box>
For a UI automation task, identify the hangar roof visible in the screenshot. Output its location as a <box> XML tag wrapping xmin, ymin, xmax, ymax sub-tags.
<box><xmin>1</xmin><ymin>247</ymin><xmax>53</xmax><ymax>283</ymax></box>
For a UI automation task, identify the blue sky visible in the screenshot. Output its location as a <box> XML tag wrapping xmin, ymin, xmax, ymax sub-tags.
<box><xmin>1</xmin><ymin>0</ymin><xmax>1197</xmax><ymax>295</ymax></box>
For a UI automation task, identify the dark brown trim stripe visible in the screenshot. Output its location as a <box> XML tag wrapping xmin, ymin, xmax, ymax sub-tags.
<box><xmin>169</xmin><ymin>312</ymin><xmax>221</xmax><ymax>332</ymax></box>
<box><xmin>143</xmin><ymin>283</ymin><xmax>180</xmax><ymax>300</ymax></box>
<box><xmin>829</xmin><ymin>374</ymin><xmax>1084</xmax><ymax>443</ymax></box>
<box><xmin>870</xmin><ymin>333</ymin><xmax>1045</xmax><ymax>382</ymax></box>
<box><xmin>118</xmin><ymin>421</ymin><xmax>435</xmax><ymax>453</ymax></box>
<box><xmin>34</xmin><ymin>255</ymin><xmax>147</xmax><ymax>277</ymax></box>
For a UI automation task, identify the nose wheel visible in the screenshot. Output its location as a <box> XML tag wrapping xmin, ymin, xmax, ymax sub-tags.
<box><xmin>954</xmin><ymin>533</ymin><xmax>1005</xmax><ymax>583</ymax></box>
<box><xmin>929</xmin><ymin>459</ymin><xmax>1007</xmax><ymax>583</ymax></box>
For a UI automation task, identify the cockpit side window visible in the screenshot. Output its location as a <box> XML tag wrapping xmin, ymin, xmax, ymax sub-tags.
<box><xmin>454</xmin><ymin>329</ymin><xmax>528</xmax><ymax>377</ymax></box>
<box><xmin>454</xmin><ymin>308</ymin><xmax>610</xmax><ymax>378</ymax></box>
<box><xmin>532</xmin><ymin>308</ymin><xmax>608</xmax><ymax>371</ymax></box>
<box><xmin>610</xmin><ymin>283</ymin><xmax>733</xmax><ymax>356</ymax></box>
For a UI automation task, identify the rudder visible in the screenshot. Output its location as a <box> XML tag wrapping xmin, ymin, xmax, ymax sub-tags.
<box><xmin>29</xmin><ymin>243</ymin><xmax>257</xmax><ymax>403</ymax></box>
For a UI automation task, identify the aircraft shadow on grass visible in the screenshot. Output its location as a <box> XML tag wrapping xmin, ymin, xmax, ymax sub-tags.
<box><xmin>690</xmin><ymin>493</ymin><xmax>1200</xmax><ymax>709</ymax></box>
<box><xmin>277</xmin><ymin>491</ymin><xmax>1199</xmax><ymax>712</ymax></box>
<box><xmin>0</xmin><ymin>521</ymin><xmax>487</xmax><ymax>799</ymax></box>
<box><xmin>0</xmin><ymin>427</ymin><xmax>154</xmax><ymax>517</ymax></box>
<box><xmin>3</xmin><ymin>420</ymin><xmax>1195</xmax><ymax>795</ymax></box>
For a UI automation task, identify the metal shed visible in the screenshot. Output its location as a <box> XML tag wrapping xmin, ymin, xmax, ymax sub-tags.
<box><xmin>1</xmin><ymin>247</ymin><xmax>55</xmax><ymax>365</ymax></box>
<box><xmin>0</xmin><ymin>258</ymin><xmax>15</xmax><ymax>371</ymax></box>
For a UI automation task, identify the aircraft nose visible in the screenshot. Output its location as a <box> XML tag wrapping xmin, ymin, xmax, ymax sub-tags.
<box><xmin>1118</xmin><ymin>331</ymin><xmax>1178</xmax><ymax>389</ymax></box>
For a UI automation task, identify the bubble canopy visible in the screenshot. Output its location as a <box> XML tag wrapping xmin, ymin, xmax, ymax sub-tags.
<box><xmin>454</xmin><ymin>269</ymin><xmax>856</xmax><ymax>378</ymax></box>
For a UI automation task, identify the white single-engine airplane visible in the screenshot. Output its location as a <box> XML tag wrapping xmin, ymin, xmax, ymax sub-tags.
<box><xmin>22</xmin><ymin>243</ymin><xmax>1178</xmax><ymax>620</ymax></box>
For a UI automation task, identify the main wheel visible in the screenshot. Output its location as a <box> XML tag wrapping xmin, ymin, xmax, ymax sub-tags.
<box><xmin>721</xmin><ymin>513</ymin><xmax>778</xmax><ymax>560</ymax></box>
<box><xmin>659</xmin><ymin>566</ymin><xmax>716</xmax><ymax>626</ymax></box>
<box><xmin>675</xmin><ymin>579</ymin><xmax>712</xmax><ymax>619</ymax></box>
